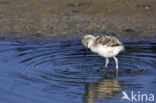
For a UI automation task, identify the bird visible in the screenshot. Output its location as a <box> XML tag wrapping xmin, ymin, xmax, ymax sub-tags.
<box><xmin>82</xmin><ymin>34</ymin><xmax>124</xmax><ymax>72</ymax></box>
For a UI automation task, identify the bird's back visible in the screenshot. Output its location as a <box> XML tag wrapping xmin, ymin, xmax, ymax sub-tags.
<box><xmin>91</xmin><ymin>36</ymin><xmax>124</xmax><ymax>57</ymax></box>
<box><xmin>93</xmin><ymin>36</ymin><xmax>123</xmax><ymax>47</ymax></box>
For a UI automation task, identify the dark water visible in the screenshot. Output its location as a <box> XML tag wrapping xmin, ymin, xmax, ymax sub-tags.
<box><xmin>0</xmin><ymin>40</ymin><xmax>155</xmax><ymax>103</ymax></box>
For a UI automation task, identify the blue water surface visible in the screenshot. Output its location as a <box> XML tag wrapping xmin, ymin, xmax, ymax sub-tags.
<box><xmin>0</xmin><ymin>40</ymin><xmax>155</xmax><ymax>103</ymax></box>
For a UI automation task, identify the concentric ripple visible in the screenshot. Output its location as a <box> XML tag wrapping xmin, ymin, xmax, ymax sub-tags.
<box><xmin>0</xmin><ymin>40</ymin><xmax>155</xmax><ymax>103</ymax></box>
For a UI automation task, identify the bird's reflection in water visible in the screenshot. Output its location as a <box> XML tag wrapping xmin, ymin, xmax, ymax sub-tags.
<box><xmin>84</xmin><ymin>69</ymin><xmax>122</xmax><ymax>103</ymax></box>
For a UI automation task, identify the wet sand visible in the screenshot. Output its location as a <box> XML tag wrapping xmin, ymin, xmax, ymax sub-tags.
<box><xmin>0</xmin><ymin>0</ymin><xmax>156</xmax><ymax>41</ymax></box>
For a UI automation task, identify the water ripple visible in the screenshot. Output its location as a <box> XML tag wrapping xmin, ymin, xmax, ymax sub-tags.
<box><xmin>0</xmin><ymin>40</ymin><xmax>155</xmax><ymax>103</ymax></box>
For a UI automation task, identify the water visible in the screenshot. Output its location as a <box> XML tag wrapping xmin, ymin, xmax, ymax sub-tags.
<box><xmin>0</xmin><ymin>40</ymin><xmax>155</xmax><ymax>103</ymax></box>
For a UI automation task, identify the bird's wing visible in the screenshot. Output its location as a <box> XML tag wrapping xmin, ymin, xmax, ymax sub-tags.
<box><xmin>94</xmin><ymin>36</ymin><xmax>111</xmax><ymax>46</ymax></box>
<box><xmin>94</xmin><ymin>36</ymin><xmax>123</xmax><ymax>47</ymax></box>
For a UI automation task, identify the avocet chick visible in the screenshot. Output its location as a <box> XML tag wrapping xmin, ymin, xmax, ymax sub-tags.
<box><xmin>82</xmin><ymin>34</ymin><xmax>124</xmax><ymax>71</ymax></box>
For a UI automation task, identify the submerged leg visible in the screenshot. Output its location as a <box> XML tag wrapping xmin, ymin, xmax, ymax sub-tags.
<box><xmin>113</xmin><ymin>56</ymin><xmax>119</xmax><ymax>72</ymax></box>
<box><xmin>105</xmin><ymin>58</ymin><xmax>109</xmax><ymax>68</ymax></box>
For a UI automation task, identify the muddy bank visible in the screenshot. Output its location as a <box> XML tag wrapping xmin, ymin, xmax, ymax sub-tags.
<box><xmin>0</xmin><ymin>0</ymin><xmax>156</xmax><ymax>41</ymax></box>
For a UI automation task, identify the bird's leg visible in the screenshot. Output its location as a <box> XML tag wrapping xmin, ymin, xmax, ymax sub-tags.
<box><xmin>105</xmin><ymin>58</ymin><xmax>109</xmax><ymax>68</ymax></box>
<box><xmin>97</xmin><ymin>58</ymin><xmax>109</xmax><ymax>72</ymax></box>
<box><xmin>113</xmin><ymin>56</ymin><xmax>119</xmax><ymax>72</ymax></box>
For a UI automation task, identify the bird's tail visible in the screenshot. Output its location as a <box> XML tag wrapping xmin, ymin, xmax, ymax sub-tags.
<box><xmin>119</xmin><ymin>46</ymin><xmax>125</xmax><ymax>51</ymax></box>
<box><xmin>121</xmin><ymin>46</ymin><xmax>125</xmax><ymax>51</ymax></box>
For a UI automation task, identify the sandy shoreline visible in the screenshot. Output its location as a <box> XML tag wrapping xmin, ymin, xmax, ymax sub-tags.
<box><xmin>0</xmin><ymin>0</ymin><xmax>155</xmax><ymax>41</ymax></box>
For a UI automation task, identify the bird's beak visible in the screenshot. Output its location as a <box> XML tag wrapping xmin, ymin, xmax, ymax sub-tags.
<box><xmin>84</xmin><ymin>48</ymin><xmax>88</xmax><ymax>56</ymax></box>
<box><xmin>86</xmin><ymin>48</ymin><xmax>88</xmax><ymax>52</ymax></box>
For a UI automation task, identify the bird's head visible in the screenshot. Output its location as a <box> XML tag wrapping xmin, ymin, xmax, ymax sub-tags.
<box><xmin>82</xmin><ymin>34</ymin><xmax>95</xmax><ymax>48</ymax></box>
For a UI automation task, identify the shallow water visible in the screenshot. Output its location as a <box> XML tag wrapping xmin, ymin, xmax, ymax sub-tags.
<box><xmin>0</xmin><ymin>40</ymin><xmax>155</xmax><ymax>103</ymax></box>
